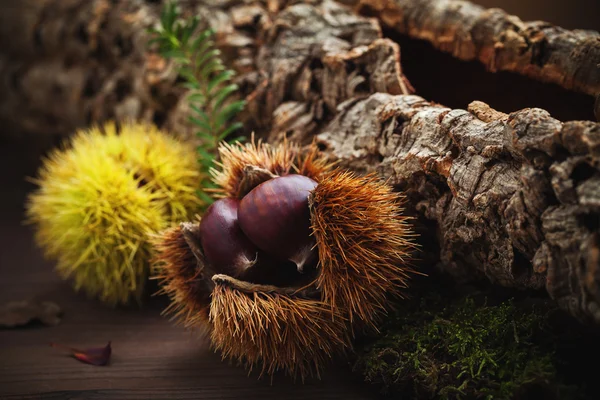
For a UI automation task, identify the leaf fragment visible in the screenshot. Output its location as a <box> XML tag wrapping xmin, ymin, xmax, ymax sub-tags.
<box><xmin>50</xmin><ymin>341</ymin><xmax>112</xmax><ymax>366</ymax></box>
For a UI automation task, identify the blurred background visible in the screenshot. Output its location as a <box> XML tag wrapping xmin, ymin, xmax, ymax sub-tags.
<box><xmin>475</xmin><ymin>0</ymin><xmax>600</xmax><ymax>31</ymax></box>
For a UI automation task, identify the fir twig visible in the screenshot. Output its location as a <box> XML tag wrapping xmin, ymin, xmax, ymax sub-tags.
<box><xmin>148</xmin><ymin>2</ymin><xmax>246</xmax><ymax>205</ymax></box>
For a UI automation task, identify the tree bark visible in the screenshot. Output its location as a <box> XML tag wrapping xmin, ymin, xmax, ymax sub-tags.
<box><xmin>316</xmin><ymin>94</ymin><xmax>600</xmax><ymax>325</ymax></box>
<box><xmin>2</xmin><ymin>0</ymin><xmax>600</xmax><ymax>324</ymax></box>
<box><xmin>0</xmin><ymin>0</ymin><xmax>414</xmax><ymax>141</ymax></box>
<box><xmin>240</xmin><ymin>0</ymin><xmax>414</xmax><ymax>141</ymax></box>
<box><xmin>347</xmin><ymin>0</ymin><xmax>600</xmax><ymax>99</ymax></box>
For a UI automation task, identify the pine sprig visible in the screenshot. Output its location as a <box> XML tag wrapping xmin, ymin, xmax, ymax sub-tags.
<box><xmin>148</xmin><ymin>2</ymin><xmax>246</xmax><ymax>205</ymax></box>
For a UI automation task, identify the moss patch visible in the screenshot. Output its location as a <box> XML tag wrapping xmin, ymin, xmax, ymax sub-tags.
<box><xmin>353</xmin><ymin>286</ymin><xmax>590</xmax><ymax>399</ymax></box>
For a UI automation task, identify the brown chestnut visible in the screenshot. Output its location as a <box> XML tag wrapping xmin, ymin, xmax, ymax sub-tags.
<box><xmin>199</xmin><ymin>198</ymin><xmax>259</xmax><ymax>278</ymax></box>
<box><xmin>238</xmin><ymin>174</ymin><xmax>318</xmax><ymax>273</ymax></box>
<box><xmin>153</xmin><ymin>138</ymin><xmax>419</xmax><ymax>380</ymax></box>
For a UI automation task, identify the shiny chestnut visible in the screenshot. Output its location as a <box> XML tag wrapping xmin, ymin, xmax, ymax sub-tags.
<box><xmin>199</xmin><ymin>197</ymin><xmax>259</xmax><ymax>278</ymax></box>
<box><xmin>237</xmin><ymin>174</ymin><xmax>318</xmax><ymax>272</ymax></box>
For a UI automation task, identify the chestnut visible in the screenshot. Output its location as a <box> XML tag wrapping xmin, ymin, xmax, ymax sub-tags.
<box><xmin>199</xmin><ymin>198</ymin><xmax>259</xmax><ymax>278</ymax></box>
<box><xmin>237</xmin><ymin>174</ymin><xmax>318</xmax><ymax>273</ymax></box>
<box><xmin>153</xmin><ymin>138</ymin><xmax>418</xmax><ymax>380</ymax></box>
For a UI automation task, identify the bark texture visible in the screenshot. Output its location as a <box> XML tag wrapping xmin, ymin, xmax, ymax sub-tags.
<box><xmin>317</xmin><ymin>94</ymin><xmax>600</xmax><ymax>324</ymax></box>
<box><xmin>234</xmin><ymin>0</ymin><xmax>414</xmax><ymax>141</ymax></box>
<box><xmin>0</xmin><ymin>0</ymin><xmax>414</xmax><ymax>141</ymax></box>
<box><xmin>349</xmin><ymin>0</ymin><xmax>600</xmax><ymax>98</ymax></box>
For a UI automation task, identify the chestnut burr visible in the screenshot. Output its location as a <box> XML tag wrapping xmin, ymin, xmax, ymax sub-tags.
<box><xmin>153</xmin><ymin>138</ymin><xmax>418</xmax><ymax>379</ymax></box>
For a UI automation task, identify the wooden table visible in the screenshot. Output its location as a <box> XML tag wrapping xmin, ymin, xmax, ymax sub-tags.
<box><xmin>0</xmin><ymin>138</ymin><xmax>382</xmax><ymax>399</ymax></box>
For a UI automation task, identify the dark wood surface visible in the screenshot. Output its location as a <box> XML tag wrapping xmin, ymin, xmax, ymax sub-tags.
<box><xmin>0</xmin><ymin>138</ymin><xmax>383</xmax><ymax>399</ymax></box>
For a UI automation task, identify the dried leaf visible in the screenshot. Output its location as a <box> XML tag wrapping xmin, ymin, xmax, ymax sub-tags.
<box><xmin>0</xmin><ymin>300</ymin><xmax>62</xmax><ymax>328</ymax></box>
<box><xmin>50</xmin><ymin>342</ymin><xmax>112</xmax><ymax>366</ymax></box>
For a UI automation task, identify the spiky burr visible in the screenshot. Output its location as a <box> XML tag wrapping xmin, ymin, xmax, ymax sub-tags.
<box><xmin>26</xmin><ymin>121</ymin><xmax>203</xmax><ymax>306</ymax></box>
<box><xmin>152</xmin><ymin>137</ymin><xmax>419</xmax><ymax>378</ymax></box>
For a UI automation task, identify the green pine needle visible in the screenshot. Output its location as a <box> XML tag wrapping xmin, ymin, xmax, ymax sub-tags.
<box><xmin>148</xmin><ymin>1</ymin><xmax>246</xmax><ymax>205</ymax></box>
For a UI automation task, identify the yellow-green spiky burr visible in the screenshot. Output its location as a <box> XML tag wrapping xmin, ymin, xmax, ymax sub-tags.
<box><xmin>25</xmin><ymin>121</ymin><xmax>204</xmax><ymax>306</ymax></box>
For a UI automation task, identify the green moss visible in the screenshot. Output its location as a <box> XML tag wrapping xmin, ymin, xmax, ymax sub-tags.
<box><xmin>354</xmin><ymin>290</ymin><xmax>583</xmax><ymax>399</ymax></box>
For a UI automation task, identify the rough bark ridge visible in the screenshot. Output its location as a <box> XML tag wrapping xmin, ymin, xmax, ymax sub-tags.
<box><xmin>317</xmin><ymin>94</ymin><xmax>600</xmax><ymax>324</ymax></box>
<box><xmin>239</xmin><ymin>0</ymin><xmax>413</xmax><ymax>141</ymax></box>
<box><xmin>0</xmin><ymin>0</ymin><xmax>414</xmax><ymax>142</ymax></box>
<box><xmin>349</xmin><ymin>0</ymin><xmax>600</xmax><ymax>98</ymax></box>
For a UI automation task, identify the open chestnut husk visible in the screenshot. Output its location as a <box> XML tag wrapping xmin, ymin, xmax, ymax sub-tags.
<box><xmin>152</xmin><ymin>138</ymin><xmax>418</xmax><ymax>378</ymax></box>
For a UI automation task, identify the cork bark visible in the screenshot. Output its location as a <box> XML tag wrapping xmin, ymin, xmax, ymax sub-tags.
<box><xmin>348</xmin><ymin>0</ymin><xmax>600</xmax><ymax>98</ymax></box>
<box><xmin>2</xmin><ymin>0</ymin><xmax>600</xmax><ymax>324</ymax></box>
<box><xmin>240</xmin><ymin>0</ymin><xmax>414</xmax><ymax>142</ymax></box>
<box><xmin>317</xmin><ymin>94</ymin><xmax>600</xmax><ymax>325</ymax></box>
